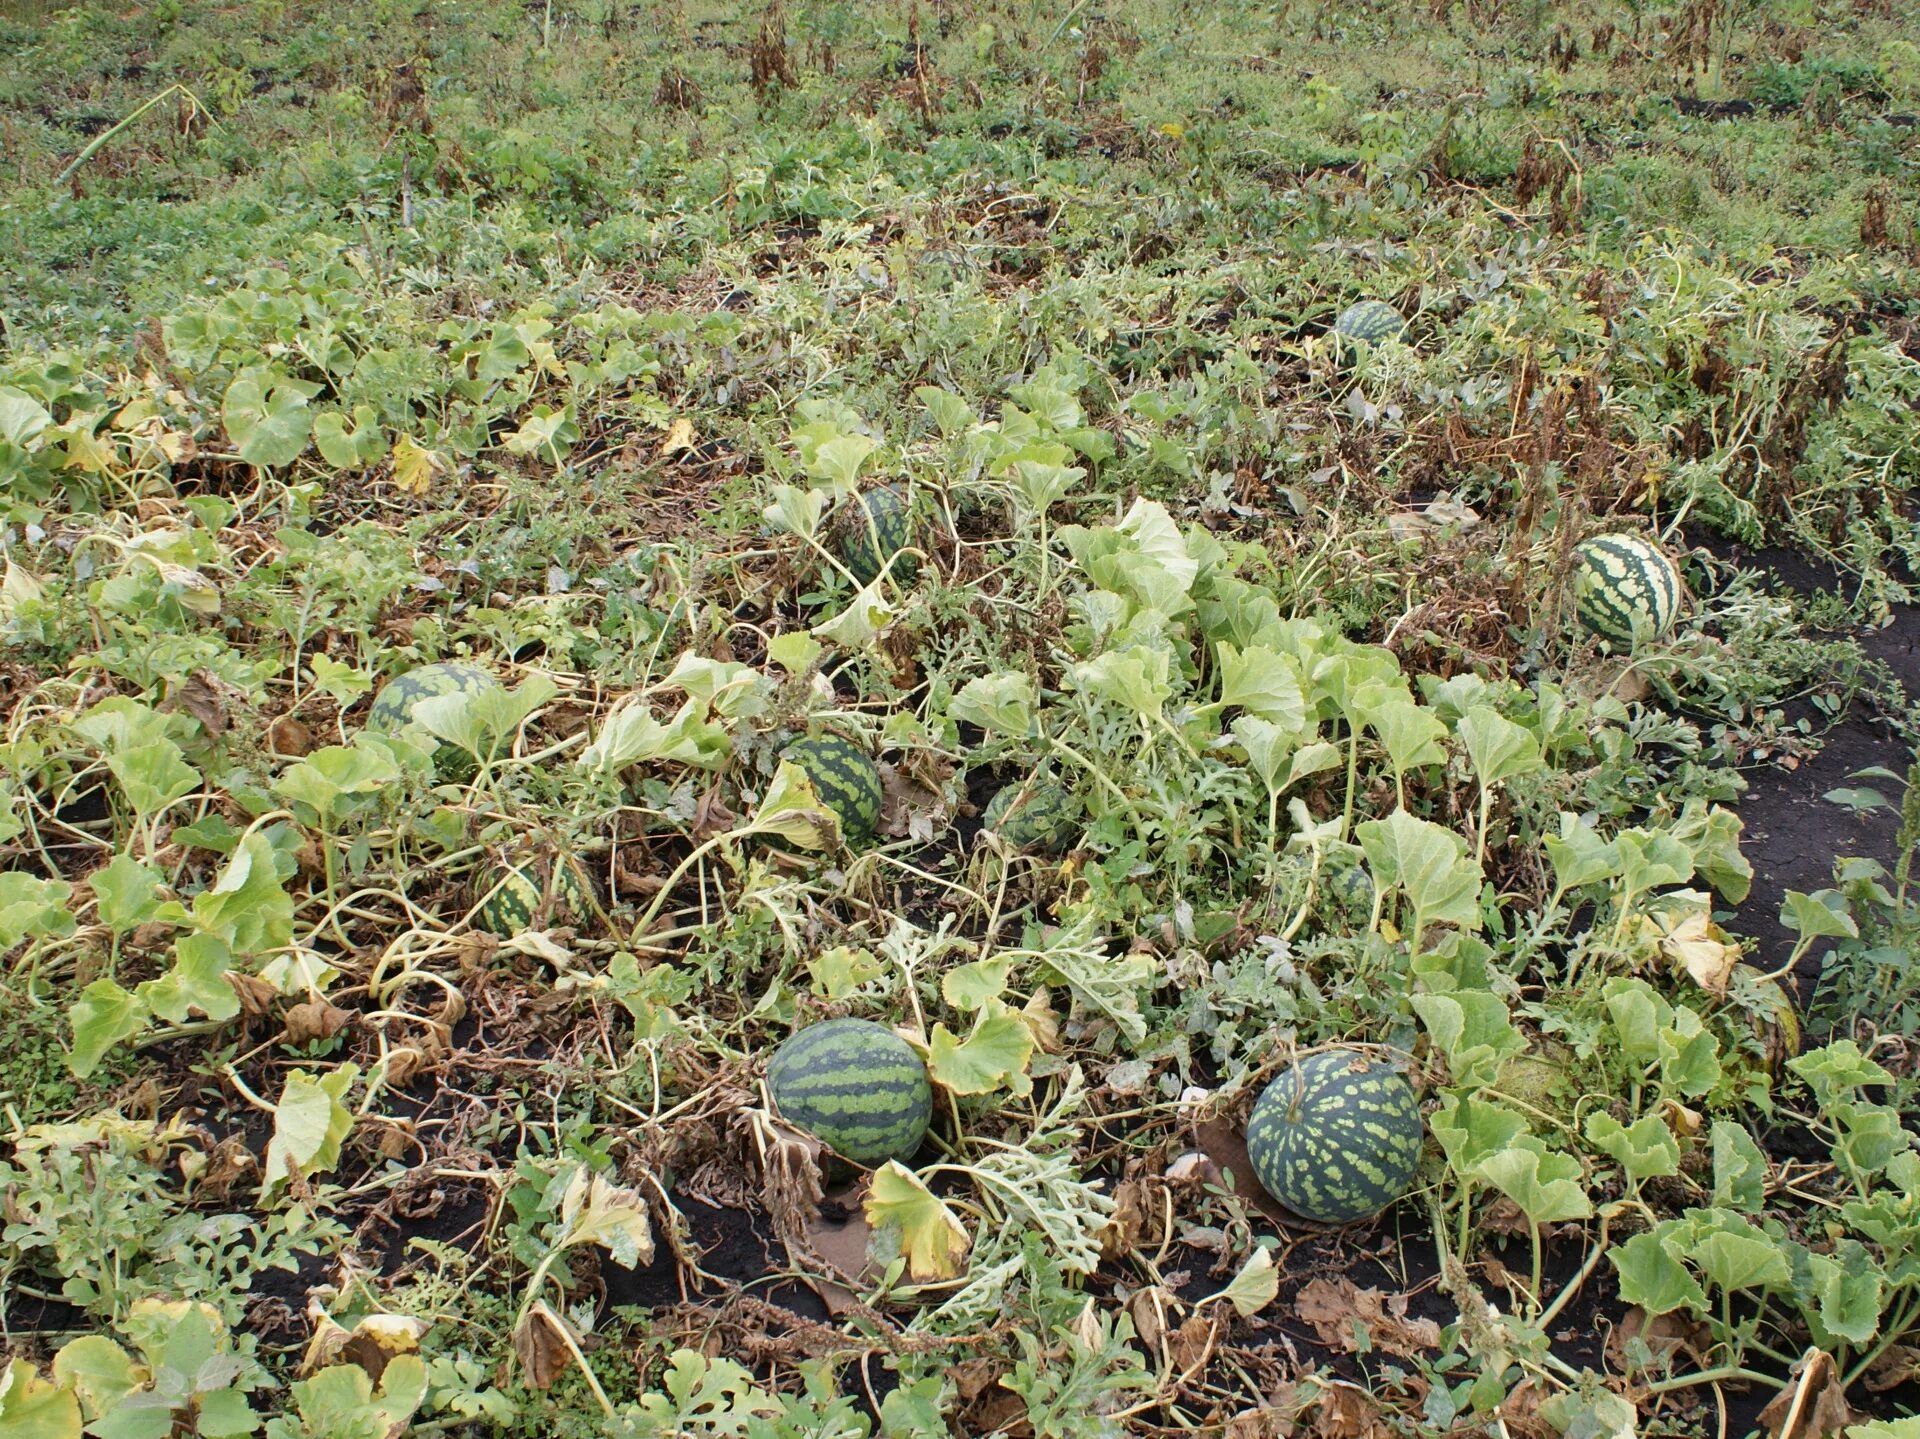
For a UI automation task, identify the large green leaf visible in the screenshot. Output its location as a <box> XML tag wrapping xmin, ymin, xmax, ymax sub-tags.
<box><xmin>1357</xmin><ymin>807</ymin><xmax>1484</xmax><ymax>935</ymax></box>
<box><xmin>1458</xmin><ymin>705</ymin><xmax>1543</xmax><ymax>789</ymax></box>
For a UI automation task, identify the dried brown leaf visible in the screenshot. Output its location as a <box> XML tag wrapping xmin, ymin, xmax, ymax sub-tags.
<box><xmin>1759</xmin><ymin>1349</ymin><xmax>1854</xmax><ymax>1439</ymax></box>
<box><xmin>1294</xmin><ymin>1277</ymin><xmax>1440</xmax><ymax>1360</ymax></box>
<box><xmin>512</xmin><ymin>1304</ymin><xmax>575</xmax><ymax>1391</ymax></box>
<box><xmin>283</xmin><ymin>1000</ymin><xmax>350</xmax><ymax>1046</ymax></box>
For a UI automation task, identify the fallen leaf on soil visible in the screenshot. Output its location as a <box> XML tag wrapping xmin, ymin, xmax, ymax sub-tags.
<box><xmin>283</xmin><ymin>1000</ymin><xmax>350</xmax><ymax>1045</ymax></box>
<box><xmin>1311</xmin><ymin>1384</ymin><xmax>1386</xmax><ymax>1439</ymax></box>
<box><xmin>267</xmin><ymin>715</ymin><xmax>313</xmax><ymax>756</ymax></box>
<box><xmin>659</xmin><ymin>416</ymin><xmax>696</xmax><ymax>456</ymax></box>
<box><xmin>1168</xmin><ymin>1314</ymin><xmax>1217</xmax><ymax>1374</ymax></box>
<box><xmin>1607</xmin><ymin>1306</ymin><xmax>1711</xmax><ymax>1372</ymax></box>
<box><xmin>1866</xmin><ymin>1343</ymin><xmax>1920</xmax><ymax>1392</ymax></box>
<box><xmin>1294</xmin><ymin>1277</ymin><xmax>1441</xmax><ymax>1359</ymax></box>
<box><xmin>1595</xmin><ymin>661</ymin><xmax>1649</xmax><ymax>704</ymax></box>
<box><xmin>1129</xmin><ymin>1286</ymin><xmax>1175</xmax><ymax>1353</ymax></box>
<box><xmin>879</xmin><ymin>760</ymin><xmax>948</xmax><ymax>843</ymax></box>
<box><xmin>1497</xmin><ymin>1378</ymin><xmax>1557</xmax><ymax>1439</ymax></box>
<box><xmin>802</xmin><ymin>1202</ymin><xmax>879</xmax><ymax>1313</ymax></box>
<box><xmin>1758</xmin><ymin>1349</ymin><xmax>1854</xmax><ymax>1439</ymax></box>
<box><xmin>1194</xmin><ymin>1118</ymin><xmax>1290</xmax><ymax>1223</ymax></box>
<box><xmin>512</xmin><ymin>1303</ymin><xmax>576</xmax><ymax>1391</ymax></box>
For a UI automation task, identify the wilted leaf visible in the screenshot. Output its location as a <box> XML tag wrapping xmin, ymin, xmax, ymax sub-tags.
<box><xmin>864</xmin><ymin>1161</ymin><xmax>970</xmax><ymax>1280</ymax></box>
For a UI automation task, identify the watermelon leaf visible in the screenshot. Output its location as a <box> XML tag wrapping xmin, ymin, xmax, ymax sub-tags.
<box><xmin>865</xmin><ymin>1162</ymin><xmax>970</xmax><ymax>1281</ymax></box>
<box><xmin>927</xmin><ymin>1002</ymin><xmax>1034</xmax><ymax>1098</ymax></box>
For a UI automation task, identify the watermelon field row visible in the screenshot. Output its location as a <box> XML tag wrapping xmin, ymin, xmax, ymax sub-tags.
<box><xmin>1</xmin><ymin>1</ymin><xmax>1918</xmax><ymax>1437</ymax></box>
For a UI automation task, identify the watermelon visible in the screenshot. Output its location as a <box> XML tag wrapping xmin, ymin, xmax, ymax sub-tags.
<box><xmin>834</xmin><ymin>486</ymin><xmax>916</xmax><ymax>587</ymax></box>
<box><xmin>781</xmin><ymin>734</ymin><xmax>883</xmax><ymax>846</ymax></box>
<box><xmin>1325</xmin><ymin>862</ymin><xmax>1375</xmax><ymax>917</ymax></box>
<box><xmin>474</xmin><ymin>852</ymin><xmax>596</xmax><ymax>937</ymax></box>
<box><xmin>766</xmin><ymin>1017</ymin><xmax>933</xmax><ymax>1167</ymax></box>
<box><xmin>1332</xmin><ymin>300</ymin><xmax>1407</xmax><ymax>352</ymax></box>
<box><xmin>982</xmin><ymin>779</ymin><xmax>1079</xmax><ymax>854</ymax></box>
<box><xmin>1246</xmin><ymin>1050</ymin><xmax>1423</xmax><ymax>1224</ymax></box>
<box><xmin>1570</xmin><ymin>533</ymin><xmax>1681</xmax><ymax>648</ymax></box>
<box><xmin>367</xmin><ymin>662</ymin><xmax>500</xmax><ymax>777</ymax></box>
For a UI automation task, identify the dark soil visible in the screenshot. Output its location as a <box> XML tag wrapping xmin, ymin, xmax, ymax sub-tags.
<box><xmin>1698</xmin><ymin>537</ymin><xmax>1918</xmax><ymax>991</ymax></box>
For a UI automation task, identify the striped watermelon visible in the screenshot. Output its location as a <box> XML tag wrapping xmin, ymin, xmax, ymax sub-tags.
<box><xmin>781</xmin><ymin>734</ymin><xmax>883</xmax><ymax>846</ymax></box>
<box><xmin>1333</xmin><ymin>300</ymin><xmax>1407</xmax><ymax>352</ymax></box>
<box><xmin>1326</xmin><ymin>862</ymin><xmax>1376</xmax><ymax>917</ymax></box>
<box><xmin>834</xmin><ymin>486</ymin><xmax>916</xmax><ymax>587</ymax></box>
<box><xmin>766</xmin><ymin>1017</ymin><xmax>933</xmax><ymax>1167</ymax></box>
<box><xmin>1246</xmin><ymin>1051</ymin><xmax>1423</xmax><ymax>1224</ymax></box>
<box><xmin>367</xmin><ymin>661</ymin><xmax>500</xmax><ymax>777</ymax></box>
<box><xmin>474</xmin><ymin>852</ymin><xmax>596</xmax><ymax>937</ymax></box>
<box><xmin>982</xmin><ymin>779</ymin><xmax>1079</xmax><ymax>854</ymax></box>
<box><xmin>1571</xmin><ymin>533</ymin><xmax>1681</xmax><ymax>648</ymax></box>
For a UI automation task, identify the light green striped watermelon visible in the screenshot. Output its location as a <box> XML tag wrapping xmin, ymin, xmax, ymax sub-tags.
<box><xmin>1570</xmin><ymin>533</ymin><xmax>1681</xmax><ymax>648</ymax></box>
<box><xmin>1333</xmin><ymin>300</ymin><xmax>1407</xmax><ymax>352</ymax></box>
<box><xmin>474</xmin><ymin>853</ymin><xmax>596</xmax><ymax>937</ymax></box>
<box><xmin>766</xmin><ymin>1017</ymin><xmax>933</xmax><ymax>1167</ymax></box>
<box><xmin>1246</xmin><ymin>1051</ymin><xmax>1423</xmax><ymax>1224</ymax></box>
<box><xmin>833</xmin><ymin>486</ymin><xmax>917</xmax><ymax>587</ymax></box>
<box><xmin>367</xmin><ymin>661</ymin><xmax>500</xmax><ymax>777</ymax></box>
<box><xmin>982</xmin><ymin>779</ymin><xmax>1079</xmax><ymax>854</ymax></box>
<box><xmin>781</xmin><ymin>734</ymin><xmax>883</xmax><ymax>846</ymax></box>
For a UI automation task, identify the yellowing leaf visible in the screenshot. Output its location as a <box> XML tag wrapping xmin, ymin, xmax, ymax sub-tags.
<box><xmin>1217</xmin><ymin>1246</ymin><xmax>1280</xmax><ymax>1317</ymax></box>
<box><xmin>659</xmin><ymin>416</ymin><xmax>696</xmax><ymax>456</ymax></box>
<box><xmin>0</xmin><ymin>1358</ymin><xmax>82</xmax><ymax>1439</ymax></box>
<box><xmin>1655</xmin><ymin>899</ymin><xmax>1741</xmax><ymax>995</ymax></box>
<box><xmin>926</xmin><ymin>1001</ymin><xmax>1034</xmax><ymax>1098</ymax></box>
<box><xmin>390</xmin><ymin>434</ymin><xmax>450</xmax><ymax>497</ymax></box>
<box><xmin>864</xmin><ymin>1161</ymin><xmax>970</xmax><ymax>1281</ymax></box>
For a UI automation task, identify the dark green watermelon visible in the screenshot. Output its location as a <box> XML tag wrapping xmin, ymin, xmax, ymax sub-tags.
<box><xmin>982</xmin><ymin>779</ymin><xmax>1079</xmax><ymax>854</ymax></box>
<box><xmin>833</xmin><ymin>486</ymin><xmax>916</xmax><ymax>587</ymax></box>
<box><xmin>367</xmin><ymin>662</ymin><xmax>500</xmax><ymax>777</ymax></box>
<box><xmin>781</xmin><ymin>734</ymin><xmax>883</xmax><ymax>846</ymax></box>
<box><xmin>766</xmin><ymin>1017</ymin><xmax>933</xmax><ymax>1167</ymax></box>
<box><xmin>474</xmin><ymin>853</ymin><xmax>596</xmax><ymax>937</ymax></box>
<box><xmin>1246</xmin><ymin>1051</ymin><xmax>1423</xmax><ymax>1224</ymax></box>
<box><xmin>1332</xmin><ymin>300</ymin><xmax>1408</xmax><ymax>354</ymax></box>
<box><xmin>1326</xmin><ymin>862</ymin><xmax>1375</xmax><ymax>917</ymax></box>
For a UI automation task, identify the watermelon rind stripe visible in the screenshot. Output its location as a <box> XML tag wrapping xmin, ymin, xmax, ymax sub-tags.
<box><xmin>767</xmin><ymin>1017</ymin><xmax>932</xmax><ymax>1167</ymax></box>
<box><xmin>781</xmin><ymin>736</ymin><xmax>883</xmax><ymax>844</ymax></box>
<box><xmin>1572</xmin><ymin>534</ymin><xmax>1680</xmax><ymax>646</ymax></box>
<box><xmin>1247</xmin><ymin>1051</ymin><xmax>1422</xmax><ymax>1224</ymax></box>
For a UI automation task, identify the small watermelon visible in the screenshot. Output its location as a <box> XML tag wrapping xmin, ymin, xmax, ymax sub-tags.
<box><xmin>982</xmin><ymin>779</ymin><xmax>1079</xmax><ymax>854</ymax></box>
<box><xmin>1332</xmin><ymin>300</ymin><xmax>1408</xmax><ymax>354</ymax></box>
<box><xmin>474</xmin><ymin>853</ymin><xmax>596</xmax><ymax>937</ymax></box>
<box><xmin>1570</xmin><ymin>533</ymin><xmax>1681</xmax><ymax>648</ymax></box>
<box><xmin>367</xmin><ymin>662</ymin><xmax>500</xmax><ymax>777</ymax></box>
<box><xmin>1246</xmin><ymin>1050</ymin><xmax>1423</xmax><ymax>1224</ymax></box>
<box><xmin>833</xmin><ymin>486</ymin><xmax>916</xmax><ymax>587</ymax></box>
<box><xmin>1326</xmin><ymin>862</ymin><xmax>1375</xmax><ymax>917</ymax></box>
<box><xmin>781</xmin><ymin>734</ymin><xmax>884</xmax><ymax>846</ymax></box>
<box><xmin>766</xmin><ymin>1017</ymin><xmax>933</xmax><ymax>1167</ymax></box>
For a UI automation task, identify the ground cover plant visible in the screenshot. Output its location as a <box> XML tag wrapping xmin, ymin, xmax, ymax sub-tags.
<box><xmin>2</xmin><ymin>0</ymin><xmax>1920</xmax><ymax>1436</ymax></box>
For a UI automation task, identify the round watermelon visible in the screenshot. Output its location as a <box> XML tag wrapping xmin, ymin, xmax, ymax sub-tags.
<box><xmin>1570</xmin><ymin>533</ymin><xmax>1681</xmax><ymax>648</ymax></box>
<box><xmin>781</xmin><ymin>734</ymin><xmax>883</xmax><ymax>846</ymax></box>
<box><xmin>1246</xmin><ymin>1051</ymin><xmax>1423</xmax><ymax>1224</ymax></box>
<box><xmin>368</xmin><ymin>661</ymin><xmax>499</xmax><ymax>729</ymax></box>
<box><xmin>766</xmin><ymin>1017</ymin><xmax>933</xmax><ymax>1167</ymax></box>
<box><xmin>834</xmin><ymin>486</ymin><xmax>916</xmax><ymax>587</ymax></box>
<box><xmin>1325</xmin><ymin>862</ymin><xmax>1375</xmax><ymax>917</ymax></box>
<box><xmin>982</xmin><ymin>779</ymin><xmax>1079</xmax><ymax>854</ymax></box>
<box><xmin>1332</xmin><ymin>300</ymin><xmax>1408</xmax><ymax>353</ymax></box>
<box><xmin>367</xmin><ymin>662</ymin><xmax>500</xmax><ymax>777</ymax></box>
<box><xmin>474</xmin><ymin>853</ymin><xmax>596</xmax><ymax>937</ymax></box>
